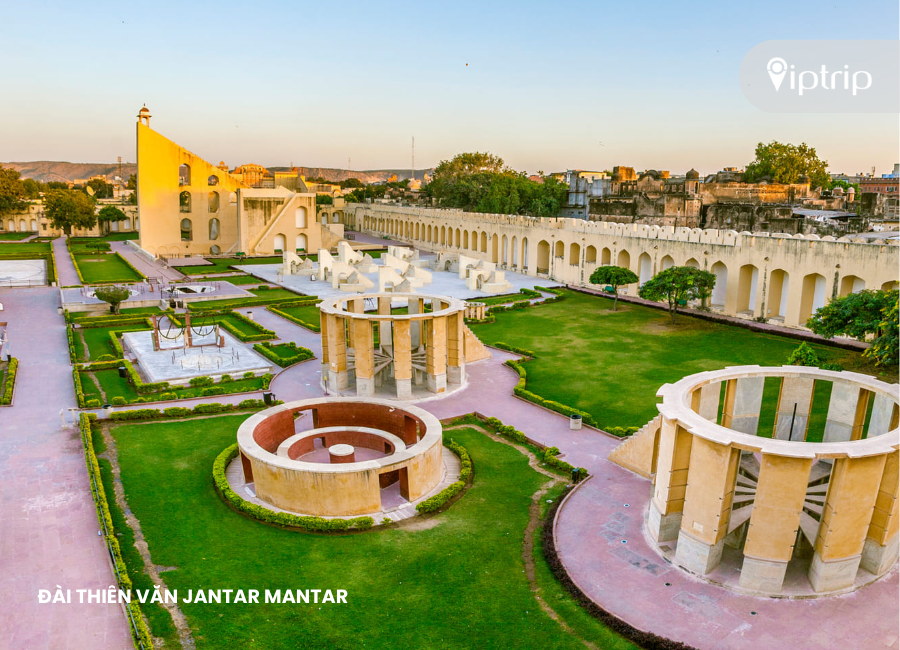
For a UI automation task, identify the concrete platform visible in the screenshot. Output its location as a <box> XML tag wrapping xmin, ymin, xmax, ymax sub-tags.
<box><xmin>0</xmin><ymin>259</ymin><xmax>47</xmax><ymax>286</ymax></box>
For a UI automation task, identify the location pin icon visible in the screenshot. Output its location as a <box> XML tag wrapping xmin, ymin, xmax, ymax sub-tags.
<box><xmin>767</xmin><ymin>57</ymin><xmax>787</xmax><ymax>91</ymax></box>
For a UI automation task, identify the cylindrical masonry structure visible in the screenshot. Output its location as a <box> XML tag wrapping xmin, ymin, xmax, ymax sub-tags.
<box><xmin>645</xmin><ymin>366</ymin><xmax>899</xmax><ymax>596</ymax></box>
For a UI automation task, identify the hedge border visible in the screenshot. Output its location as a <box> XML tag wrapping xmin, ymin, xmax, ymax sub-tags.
<box><xmin>170</xmin><ymin>310</ymin><xmax>276</xmax><ymax>342</ymax></box>
<box><xmin>0</xmin><ymin>357</ymin><xmax>18</xmax><ymax>405</ymax></box>
<box><xmin>107</xmin><ymin>398</ymin><xmax>277</xmax><ymax>421</ymax></box>
<box><xmin>267</xmin><ymin>299</ymin><xmax>323</xmax><ymax>332</ymax></box>
<box><xmin>253</xmin><ymin>341</ymin><xmax>315</xmax><ymax>367</ymax></box>
<box><xmin>415</xmin><ymin>437</ymin><xmax>472</xmax><ymax>513</ymax></box>
<box><xmin>78</xmin><ymin>414</ymin><xmax>154</xmax><ymax>649</ymax></box>
<box><xmin>186</xmin><ymin>289</ymin><xmax>312</xmax><ymax>312</ymax></box>
<box><xmin>212</xmin><ymin>444</ymin><xmax>375</xmax><ymax>533</ymax></box>
<box><xmin>69</xmin><ymin>248</ymin><xmax>146</xmax><ymax>285</ymax></box>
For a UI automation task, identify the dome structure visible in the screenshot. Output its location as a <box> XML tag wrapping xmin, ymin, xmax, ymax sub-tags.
<box><xmin>686</xmin><ymin>168</ymin><xmax>700</xmax><ymax>180</ymax></box>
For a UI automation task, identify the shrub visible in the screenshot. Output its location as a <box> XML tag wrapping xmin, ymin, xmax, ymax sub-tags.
<box><xmin>201</xmin><ymin>386</ymin><xmax>225</xmax><ymax>396</ymax></box>
<box><xmin>253</xmin><ymin>342</ymin><xmax>315</xmax><ymax>367</ymax></box>
<box><xmin>481</xmin><ymin>416</ymin><xmax>587</xmax><ymax>481</ymax></box>
<box><xmin>219</xmin><ymin>374</ymin><xmax>233</xmax><ymax>383</ymax></box>
<box><xmin>787</xmin><ymin>342</ymin><xmax>821</xmax><ymax>367</ymax></box>
<box><xmin>415</xmin><ymin>438</ymin><xmax>472</xmax><ymax>514</ymax></box>
<box><xmin>160</xmin><ymin>391</ymin><xmax>177</xmax><ymax>400</ymax></box>
<box><xmin>163</xmin><ymin>407</ymin><xmax>191</xmax><ymax>417</ymax></box>
<box><xmin>243</xmin><ymin>371</ymin><xmax>255</xmax><ymax>379</ymax></box>
<box><xmin>85</xmin><ymin>399</ymin><xmax>102</xmax><ymax>408</ymax></box>
<box><xmin>821</xmin><ymin>362</ymin><xmax>845</xmax><ymax>372</ymax></box>
<box><xmin>1</xmin><ymin>357</ymin><xmax>19</xmax><ymax>405</ymax></box>
<box><xmin>110</xmin><ymin>408</ymin><xmax>162</xmax><ymax>420</ymax></box>
<box><xmin>111</xmin><ymin>396</ymin><xmax>126</xmax><ymax>406</ymax></box>
<box><xmin>96</xmin><ymin>354</ymin><xmax>116</xmax><ymax>362</ymax></box>
<box><xmin>189</xmin><ymin>376</ymin><xmax>215</xmax><ymax>387</ymax></box>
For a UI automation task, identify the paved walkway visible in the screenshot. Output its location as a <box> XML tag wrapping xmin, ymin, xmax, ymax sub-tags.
<box><xmin>110</xmin><ymin>241</ymin><xmax>184</xmax><ymax>284</ymax></box>
<box><xmin>0</xmin><ymin>288</ymin><xmax>131</xmax><ymax>649</ymax></box>
<box><xmin>52</xmin><ymin>237</ymin><xmax>81</xmax><ymax>287</ymax></box>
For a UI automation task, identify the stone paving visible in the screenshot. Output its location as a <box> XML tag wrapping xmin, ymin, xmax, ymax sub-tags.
<box><xmin>0</xmin><ymin>288</ymin><xmax>131</xmax><ymax>649</ymax></box>
<box><xmin>52</xmin><ymin>237</ymin><xmax>81</xmax><ymax>286</ymax></box>
<box><xmin>109</xmin><ymin>241</ymin><xmax>184</xmax><ymax>283</ymax></box>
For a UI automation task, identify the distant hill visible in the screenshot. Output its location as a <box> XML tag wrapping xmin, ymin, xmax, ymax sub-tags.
<box><xmin>3</xmin><ymin>161</ymin><xmax>433</xmax><ymax>185</ymax></box>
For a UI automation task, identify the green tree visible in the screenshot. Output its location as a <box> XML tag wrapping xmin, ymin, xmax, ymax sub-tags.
<box><xmin>638</xmin><ymin>266</ymin><xmax>716</xmax><ymax>323</ymax></box>
<box><xmin>21</xmin><ymin>178</ymin><xmax>42</xmax><ymax>199</ymax></box>
<box><xmin>831</xmin><ymin>179</ymin><xmax>860</xmax><ymax>195</ymax></box>
<box><xmin>126</xmin><ymin>174</ymin><xmax>137</xmax><ymax>190</ymax></box>
<box><xmin>588</xmin><ymin>265</ymin><xmax>638</xmax><ymax>311</ymax></box>
<box><xmin>0</xmin><ymin>165</ymin><xmax>27</xmax><ymax>216</ymax></box>
<box><xmin>340</xmin><ymin>178</ymin><xmax>364</xmax><ymax>189</ymax></box>
<box><xmin>315</xmin><ymin>194</ymin><xmax>334</xmax><ymax>205</ymax></box>
<box><xmin>85</xmin><ymin>178</ymin><xmax>114</xmax><ymax>199</ymax></box>
<box><xmin>97</xmin><ymin>205</ymin><xmax>127</xmax><ymax>234</ymax></box>
<box><xmin>786</xmin><ymin>342</ymin><xmax>821</xmax><ymax>366</ymax></box>
<box><xmin>743</xmin><ymin>141</ymin><xmax>830</xmax><ymax>188</ymax></box>
<box><xmin>93</xmin><ymin>286</ymin><xmax>131</xmax><ymax>314</ymax></box>
<box><xmin>43</xmin><ymin>189</ymin><xmax>97</xmax><ymax>234</ymax></box>
<box><xmin>807</xmin><ymin>289</ymin><xmax>899</xmax><ymax>367</ymax></box>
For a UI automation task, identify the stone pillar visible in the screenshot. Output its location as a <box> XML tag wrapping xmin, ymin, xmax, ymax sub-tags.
<box><xmin>320</xmin><ymin>311</ymin><xmax>330</xmax><ymax>380</ymax></box>
<box><xmin>377</xmin><ymin>297</ymin><xmax>392</xmax><ymax>353</ymax></box>
<box><xmin>867</xmin><ymin>393</ymin><xmax>898</xmax><ymax>437</ymax></box>
<box><xmin>861</xmin><ymin>451</ymin><xmax>899</xmax><ymax>575</ymax></box>
<box><xmin>326</xmin><ymin>314</ymin><xmax>349</xmax><ymax>390</ymax></box>
<box><xmin>691</xmin><ymin>382</ymin><xmax>720</xmax><ymax>421</ymax></box>
<box><xmin>675</xmin><ymin>437</ymin><xmax>741</xmax><ymax>575</ymax></box>
<box><xmin>721</xmin><ymin>377</ymin><xmax>764</xmax><ymax>435</ymax></box>
<box><xmin>353</xmin><ymin>319</ymin><xmax>374</xmax><ymax>397</ymax></box>
<box><xmin>447</xmin><ymin>311</ymin><xmax>465</xmax><ymax>384</ymax></box>
<box><xmin>774</xmin><ymin>376</ymin><xmax>816</xmax><ymax>440</ymax></box>
<box><xmin>393</xmin><ymin>320</ymin><xmax>412</xmax><ymax>399</ymax></box>
<box><xmin>409</xmin><ymin>298</ymin><xmax>424</xmax><ymax>349</ymax></box>
<box><xmin>346</xmin><ymin>298</ymin><xmax>364</xmax><ymax>344</ymax></box>
<box><xmin>739</xmin><ymin>454</ymin><xmax>813</xmax><ymax>593</ymax></box>
<box><xmin>425</xmin><ymin>315</ymin><xmax>447</xmax><ymax>393</ymax></box>
<box><xmin>822</xmin><ymin>381</ymin><xmax>869</xmax><ymax>442</ymax></box>
<box><xmin>648</xmin><ymin>419</ymin><xmax>693</xmax><ymax>543</ymax></box>
<box><xmin>809</xmin><ymin>455</ymin><xmax>887</xmax><ymax>592</ymax></box>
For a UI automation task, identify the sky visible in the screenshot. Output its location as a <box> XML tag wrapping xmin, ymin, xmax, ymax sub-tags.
<box><xmin>1</xmin><ymin>0</ymin><xmax>898</xmax><ymax>176</ymax></box>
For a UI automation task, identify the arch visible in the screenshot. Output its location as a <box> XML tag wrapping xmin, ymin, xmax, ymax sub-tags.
<box><xmin>441</xmin><ymin>226</ymin><xmax>446</xmax><ymax>245</ymax></box>
<box><xmin>480</xmin><ymin>231</ymin><xmax>488</xmax><ymax>253</ymax></box>
<box><xmin>617</xmin><ymin>249</ymin><xmax>631</xmax><ymax>269</ymax></box>
<box><xmin>601</xmin><ymin>247</ymin><xmax>612</xmax><ymax>265</ymax></box>
<box><xmin>124</xmin><ymin>217</ymin><xmax>132</xmax><ymax>230</ymax></box>
<box><xmin>684</xmin><ymin>257</ymin><xmax>700</xmax><ymax>268</ymax></box>
<box><xmin>111</xmin><ymin>220</ymin><xmax>120</xmax><ymax>232</ymax></box>
<box><xmin>511</xmin><ymin>236</ymin><xmax>518</xmax><ymax>266</ymax></box>
<box><xmin>737</xmin><ymin>264</ymin><xmax>759</xmax><ymax>313</ymax></box>
<box><xmin>180</xmin><ymin>218</ymin><xmax>192</xmax><ymax>241</ymax></box>
<box><xmin>569</xmin><ymin>242</ymin><xmax>581</xmax><ymax>266</ymax></box>
<box><xmin>273</xmin><ymin>233</ymin><xmax>286</xmax><ymax>253</ymax></box>
<box><xmin>463</xmin><ymin>230</ymin><xmax>469</xmax><ymax>249</ymax></box>
<box><xmin>660</xmin><ymin>254</ymin><xmax>674</xmax><ymax>270</ymax></box>
<box><xmin>555</xmin><ymin>240</ymin><xmax>565</xmax><ymax>259</ymax></box>
<box><xmin>30</xmin><ymin>218</ymin><xmax>37</xmax><ymax>231</ymax></box>
<box><xmin>207</xmin><ymin>174</ymin><xmax>219</xmax><ymax>186</ymax></box>
<box><xmin>537</xmin><ymin>240</ymin><xmax>550</xmax><ymax>272</ymax></box>
<box><xmin>638</xmin><ymin>252</ymin><xmax>652</xmax><ymax>284</ymax></box>
<box><xmin>799</xmin><ymin>273</ymin><xmax>827</xmax><ymax>323</ymax></box>
<box><xmin>208</xmin><ymin>191</ymin><xmax>219</xmax><ymax>213</ymax></box>
<box><xmin>229</xmin><ymin>192</ymin><xmax>237</xmax><ymax>203</ymax></box>
<box><xmin>491</xmin><ymin>234</ymin><xmax>499</xmax><ymax>263</ymax></box>
<box><xmin>710</xmin><ymin>261</ymin><xmax>728</xmax><ymax>306</ymax></box>
<box><xmin>471</xmin><ymin>231</ymin><xmax>478</xmax><ymax>252</ymax></box>
<box><xmin>179</xmin><ymin>191</ymin><xmax>191</xmax><ymax>213</ymax></box>
<box><xmin>210</xmin><ymin>245</ymin><xmax>221</xmax><ymax>255</ymax></box>
<box><xmin>332</xmin><ymin>212</ymin><xmax>341</xmax><ymax>224</ymax></box>
<box><xmin>135</xmin><ymin>217</ymin><xmax>139</xmax><ymax>231</ymax></box>
<box><xmin>585</xmin><ymin>245</ymin><xmax>597</xmax><ymax>264</ymax></box>
<box><xmin>768</xmin><ymin>269</ymin><xmax>790</xmax><ymax>319</ymax></box>
<box><xmin>427</xmin><ymin>225</ymin><xmax>432</xmax><ymax>242</ymax></box>
<box><xmin>455</xmin><ymin>228</ymin><xmax>461</xmax><ymax>247</ymax></box>
<box><xmin>178</xmin><ymin>163</ymin><xmax>191</xmax><ymax>186</ymax></box>
<box><xmin>882</xmin><ymin>280</ymin><xmax>899</xmax><ymax>292</ymax></box>
<box><xmin>7</xmin><ymin>220</ymin><xmax>13</xmax><ymax>231</ymax></box>
<box><xmin>295</xmin><ymin>207</ymin><xmax>307</xmax><ymax>228</ymax></box>
<box><xmin>839</xmin><ymin>275</ymin><xmax>865</xmax><ymax>297</ymax></box>
<box><xmin>415</xmin><ymin>223</ymin><xmax>420</xmax><ymax>240</ymax></box>
<box><xmin>209</xmin><ymin>218</ymin><xmax>220</xmax><ymax>240</ymax></box>
<box><xmin>296</xmin><ymin>233</ymin><xmax>307</xmax><ymax>252</ymax></box>
<box><xmin>501</xmin><ymin>235</ymin><xmax>508</xmax><ymax>264</ymax></box>
<box><xmin>521</xmin><ymin>237</ymin><xmax>529</xmax><ymax>269</ymax></box>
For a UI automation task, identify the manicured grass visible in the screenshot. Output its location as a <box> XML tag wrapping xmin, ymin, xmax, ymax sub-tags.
<box><xmin>272</xmin><ymin>303</ymin><xmax>321</xmax><ymax>328</ymax></box>
<box><xmin>81</xmin><ymin>370</ymin><xmax>269</xmax><ymax>404</ymax></box>
<box><xmin>0</xmin><ymin>241</ymin><xmax>51</xmax><ymax>255</ymax></box>
<box><xmin>79</xmin><ymin>324</ymin><xmax>150</xmax><ymax>361</ymax></box>
<box><xmin>187</xmin><ymin>287</ymin><xmax>307</xmax><ymax>311</ymax></box>
<box><xmin>0</xmin><ymin>231</ymin><xmax>34</xmax><ymax>240</ymax></box>
<box><xmin>179</xmin><ymin>256</ymin><xmax>282</xmax><ymax>275</ymax></box>
<box><xmin>73</xmin><ymin>252</ymin><xmax>144</xmax><ymax>283</ymax></box>
<box><xmin>192</xmin><ymin>312</ymin><xmax>274</xmax><ymax>340</ymax></box>
<box><xmin>70</xmin><ymin>306</ymin><xmax>164</xmax><ymax>322</ymax></box>
<box><xmin>110</xmin><ymin>417</ymin><xmax>635</xmax><ymax>650</ymax></box>
<box><xmin>470</xmin><ymin>290</ymin><xmax>893</xmax><ymax>430</ymax></box>
<box><xmin>194</xmin><ymin>274</ymin><xmax>269</xmax><ymax>285</ymax></box>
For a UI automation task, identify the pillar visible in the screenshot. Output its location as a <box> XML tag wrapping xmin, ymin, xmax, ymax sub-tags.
<box><xmin>648</xmin><ymin>419</ymin><xmax>692</xmax><ymax>543</ymax></box>
<box><xmin>377</xmin><ymin>297</ymin><xmax>392</xmax><ymax>353</ymax></box>
<box><xmin>326</xmin><ymin>314</ymin><xmax>349</xmax><ymax>390</ymax></box>
<box><xmin>675</xmin><ymin>437</ymin><xmax>741</xmax><ymax>575</ymax></box>
<box><xmin>861</xmin><ymin>451</ymin><xmax>899</xmax><ymax>575</ymax></box>
<box><xmin>822</xmin><ymin>381</ymin><xmax>870</xmax><ymax>442</ymax></box>
<box><xmin>721</xmin><ymin>377</ymin><xmax>764</xmax><ymax>435</ymax></box>
<box><xmin>447</xmin><ymin>311</ymin><xmax>465</xmax><ymax>384</ymax></box>
<box><xmin>393</xmin><ymin>320</ymin><xmax>412</xmax><ymax>399</ymax></box>
<box><xmin>739</xmin><ymin>454</ymin><xmax>813</xmax><ymax>593</ymax></box>
<box><xmin>774</xmin><ymin>376</ymin><xmax>816</xmax><ymax>440</ymax></box>
<box><xmin>409</xmin><ymin>298</ymin><xmax>424</xmax><ymax>349</ymax></box>
<box><xmin>353</xmin><ymin>319</ymin><xmax>374</xmax><ymax>397</ymax></box>
<box><xmin>425</xmin><ymin>315</ymin><xmax>447</xmax><ymax>393</ymax></box>
<box><xmin>691</xmin><ymin>382</ymin><xmax>720</xmax><ymax>421</ymax></box>
<box><xmin>320</xmin><ymin>311</ymin><xmax>330</xmax><ymax>381</ymax></box>
<box><xmin>865</xmin><ymin>393</ymin><xmax>897</xmax><ymax>438</ymax></box>
<box><xmin>809</xmin><ymin>455</ymin><xmax>887</xmax><ymax>592</ymax></box>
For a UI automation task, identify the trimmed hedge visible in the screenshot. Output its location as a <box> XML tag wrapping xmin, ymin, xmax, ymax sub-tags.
<box><xmin>1</xmin><ymin>357</ymin><xmax>18</xmax><ymax>405</ymax></box>
<box><xmin>415</xmin><ymin>438</ymin><xmax>472</xmax><ymax>514</ymax></box>
<box><xmin>186</xmin><ymin>291</ymin><xmax>310</xmax><ymax>311</ymax></box>
<box><xmin>78</xmin><ymin>414</ymin><xmax>154</xmax><ymax>648</ymax></box>
<box><xmin>108</xmin><ymin>398</ymin><xmax>277</xmax><ymax>421</ymax></box>
<box><xmin>267</xmin><ymin>299</ymin><xmax>323</xmax><ymax>332</ymax></box>
<box><xmin>73</xmin><ymin>367</ymin><xmax>85</xmax><ymax>407</ymax></box>
<box><xmin>212</xmin><ymin>444</ymin><xmax>375</xmax><ymax>532</ymax></box>
<box><xmin>253</xmin><ymin>341</ymin><xmax>315</xmax><ymax>367</ymax></box>
<box><xmin>76</xmin><ymin>315</ymin><xmax>154</xmax><ymax>329</ymax></box>
<box><xmin>502</xmin><ymin>357</ymin><xmax>597</xmax><ymax>428</ymax></box>
<box><xmin>170</xmin><ymin>310</ymin><xmax>275</xmax><ymax>342</ymax></box>
<box><xmin>481</xmin><ymin>415</ymin><xmax>588</xmax><ymax>481</ymax></box>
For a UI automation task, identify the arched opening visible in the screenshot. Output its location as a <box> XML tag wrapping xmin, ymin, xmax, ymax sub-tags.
<box><xmin>208</xmin><ymin>191</ymin><xmax>219</xmax><ymax>213</ymax></box>
<box><xmin>273</xmin><ymin>233</ymin><xmax>286</xmax><ymax>253</ymax></box>
<box><xmin>30</xmin><ymin>218</ymin><xmax>38</xmax><ymax>231</ymax></box>
<box><xmin>737</xmin><ymin>264</ymin><xmax>759</xmax><ymax>313</ymax></box>
<box><xmin>511</xmin><ymin>236</ymin><xmax>518</xmax><ymax>266</ymax></box>
<box><xmin>229</xmin><ymin>192</ymin><xmax>237</xmax><ymax>203</ymax></box>
<box><xmin>617</xmin><ymin>249</ymin><xmax>630</xmax><ymax>269</ymax></box>
<box><xmin>178</xmin><ymin>163</ymin><xmax>191</xmax><ymax>186</ymax></box>
<box><xmin>455</xmin><ymin>228</ymin><xmax>461</xmax><ymax>247</ymax></box>
<box><xmin>638</xmin><ymin>252</ymin><xmax>652</xmax><ymax>284</ymax></box>
<box><xmin>6</xmin><ymin>220</ymin><xmax>13</xmax><ymax>231</ymax></box>
<box><xmin>537</xmin><ymin>240</ymin><xmax>550</xmax><ymax>272</ymax></box>
<box><xmin>501</xmin><ymin>235</ymin><xmax>508</xmax><ymax>264</ymax></box>
<box><xmin>660</xmin><ymin>254</ymin><xmax>674</xmax><ymax>271</ymax></box>
<box><xmin>179</xmin><ymin>191</ymin><xmax>191</xmax><ymax>213</ymax></box>
<box><xmin>463</xmin><ymin>230</ymin><xmax>469</xmax><ymax>249</ymax></box>
<box><xmin>441</xmin><ymin>226</ymin><xmax>446</xmax><ymax>245</ymax></box>
<box><xmin>135</xmin><ymin>217</ymin><xmax>139</xmax><ymax>230</ymax></box>
<box><xmin>585</xmin><ymin>245</ymin><xmax>597</xmax><ymax>264</ymax></box>
<box><xmin>207</xmin><ymin>175</ymin><xmax>219</xmax><ymax>186</ymax></box>
<box><xmin>569</xmin><ymin>242</ymin><xmax>581</xmax><ymax>266</ymax></box>
<box><xmin>210</xmin><ymin>245</ymin><xmax>221</xmax><ymax>255</ymax></box>
<box><xmin>471</xmin><ymin>231</ymin><xmax>478</xmax><ymax>251</ymax></box>
<box><xmin>800</xmin><ymin>273</ymin><xmax>827</xmax><ymax>323</ymax></box>
<box><xmin>296</xmin><ymin>234</ymin><xmax>307</xmax><ymax>252</ymax></box>
<box><xmin>427</xmin><ymin>225</ymin><xmax>432</xmax><ymax>242</ymax></box>
<box><xmin>684</xmin><ymin>257</ymin><xmax>699</xmax><ymax>268</ymax></box>
<box><xmin>601</xmin><ymin>247</ymin><xmax>611</xmax><ymax>265</ymax></box>
<box><xmin>208</xmin><ymin>218</ymin><xmax>220</xmax><ymax>240</ymax></box>
<box><xmin>710</xmin><ymin>262</ymin><xmax>728</xmax><ymax>307</ymax></box>
<box><xmin>555</xmin><ymin>240</ymin><xmax>565</xmax><ymax>259</ymax></box>
<box><xmin>296</xmin><ymin>207</ymin><xmax>307</xmax><ymax>228</ymax></box>
<box><xmin>521</xmin><ymin>237</ymin><xmax>529</xmax><ymax>269</ymax></box>
<box><xmin>124</xmin><ymin>217</ymin><xmax>132</xmax><ymax>230</ymax></box>
<box><xmin>480</xmin><ymin>231</ymin><xmax>488</xmax><ymax>253</ymax></box>
<box><xmin>491</xmin><ymin>234</ymin><xmax>499</xmax><ymax>263</ymax></box>
<box><xmin>839</xmin><ymin>275</ymin><xmax>865</xmax><ymax>297</ymax></box>
<box><xmin>332</xmin><ymin>212</ymin><xmax>341</xmax><ymax>224</ymax></box>
<box><xmin>882</xmin><ymin>280</ymin><xmax>899</xmax><ymax>292</ymax></box>
<box><xmin>180</xmin><ymin>218</ymin><xmax>192</xmax><ymax>241</ymax></box>
<box><xmin>768</xmin><ymin>269</ymin><xmax>790</xmax><ymax>319</ymax></box>
<box><xmin>111</xmin><ymin>220</ymin><xmax>120</xmax><ymax>232</ymax></box>
<box><xmin>18</xmin><ymin>219</ymin><xmax>26</xmax><ymax>232</ymax></box>
<box><xmin>415</xmin><ymin>223</ymin><xmax>420</xmax><ymax>240</ymax></box>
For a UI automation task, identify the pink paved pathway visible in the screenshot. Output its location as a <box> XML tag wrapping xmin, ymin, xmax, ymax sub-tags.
<box><xmin>0</xmin><ymin>288</ymin><xmax>131</xmax><ymax>649</ymax></box>
<box><xmin>52</xmin><ymin>237</ymin><xmax>81</xmax><ymax>287</ymax></box>
<box><xmin>110</xmin><ymin>241</ymin><xmax>184</xmax><ymax>283</ymax></box>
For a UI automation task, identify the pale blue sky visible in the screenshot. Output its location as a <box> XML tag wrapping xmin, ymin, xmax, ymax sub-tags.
<box><xmin>1</xmin><ymin>0</ymin><xmax>897</xmax><ymax>176</ymax></box>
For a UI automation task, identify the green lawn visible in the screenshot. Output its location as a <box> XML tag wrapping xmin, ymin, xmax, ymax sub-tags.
<box><xmin>271</xmin><ymin>303</ymin><xmax>321</xmax><ymax>328</ymax></box>
<box><xmin>70</xmin><ymin>306</ymin><xmax>165</xmax><ymax>322</ymax></box>
<box><xmin>184</xmin><ymin>312</ymin><xmax>274</xmax><ymax>340</ymax></box>
<box><xmin>179</xmin><ymin>256</ymin><xmax>282</xmax><ymax>275</ymax></box>
<box><xmin>470</xmin><ymin>290</ymin><xmax>894</xmax><ymax>431</ymax></box>
<box><xmin>81</xmin><ymin>370</ymin><xmax>268</xmax><ymax>404</ymax></box>
<box><xmin>0</xmin><ymin>231</ymin><xmax>34</xmax><ymax>241</ymax></box>
<box><xmin>74</xmin><ymin>252</ymin><xmax>144</xmax><ymax>283</ymax></box>
<box><xmin>188</xmin><ymin>287</ymin><xmax>308</xmax><ymax>311</ymax></box>
<box><xmin>195</xmin><ymin>274</ymin><xmax>270</xmax><ymax>285</ymax></box>
<box><xmin>79</xmin><ymin>323</ymin><xmax>150</xmax><ymax>361</ymax></box>
<box><xmin>0</xmin><ymin>241</ymin><xmax>51</xmax><ymax>256</ymax></box>
<box><xmin>109</xmin><ymin>417</ymin><xmax>635</xmax><ymax>650</ymax></box>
